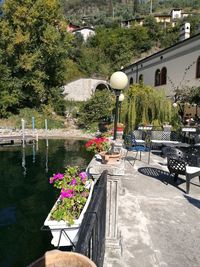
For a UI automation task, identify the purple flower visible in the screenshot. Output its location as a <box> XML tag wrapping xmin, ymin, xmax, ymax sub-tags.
<box><xmin>70</xmin><ymin>178</ymin><xmax>77</xmax><ymax>186</ymax></box>
<box><xmin>60</xmin><ymin>188</ymin><xmax>74</xmax><ymax>199</ymax></box>
<box><xmin>49</xmin><ymin>173</ymin><xmax>64</xmax><ymax>184</ymax></box>
<box><xmin>79</xmin><ymin>172</ymin><xmax>87</xmax><ymax>182</ymax></box>
<box><xmin>55</xmin><ymin>173</ymin><xmax>64</xmax><ymax>180</ymax></box>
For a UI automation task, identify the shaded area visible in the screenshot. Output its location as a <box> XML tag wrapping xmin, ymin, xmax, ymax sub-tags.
<box><xmin>184</xmin><ymin>194</ymin><xmax>200</xmax><ymax>209</ymax></box>
<box><xmin>138</xmin><ymin>167</ymin><xmax>186</xmax><ymax>193</ymax></box>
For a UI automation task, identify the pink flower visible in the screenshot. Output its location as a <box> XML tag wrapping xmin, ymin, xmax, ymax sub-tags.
<box><xmin>79</xmin><ymin>172</ymin><xmax>87</xmax><ymax>182</ymax></box>
<box><xmin>49</xmin><ymin>177</ymin><xmax>54</xmax><ymax>184</ymax></box>
<box><xmin>55</xmin><ymin>173</ymin><xmax>64</xmax><ymax>180</ymax></box>
<box><xmin>60</xmin><ymin>188</ymin><xmax>74</xmax><ymax>199</ymax></box>
<box><xmin>49</xmin><ymin>173</ymin><xmax>64</xmax><ymax>184</ymax></box>
<box><xmin>70</xmin><ymin>178</ymin><xmax>77</xmax><ymax>186</ymax></box>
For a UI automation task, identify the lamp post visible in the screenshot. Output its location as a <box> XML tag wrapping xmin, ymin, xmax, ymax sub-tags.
<box><xmin>118</xmin><ymin>93</ymin><xmax>125</xmax><ymax>123</ymax></box>
<box><xmin>110</xmin><ymin>71</ymin><xmax>128</xmax><ymax>140</ymax></box>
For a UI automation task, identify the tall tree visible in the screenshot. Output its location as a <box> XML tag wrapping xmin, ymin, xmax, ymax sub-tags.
<box><xmin>133</xmin><ymin>0</ymin><xmax>139</xmax><ymax>14</ymax></box>
<box><xmin>0</xmin><ymin>0</ymin><xmax>72</xmax><ymax>117</ymax></box>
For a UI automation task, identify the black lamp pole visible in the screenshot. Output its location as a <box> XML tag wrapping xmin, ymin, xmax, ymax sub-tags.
<box><xmin>110</xmin><ymin>71</ymin><xmax>128</xmax><ymax>140</ymax></box>
<box><xmin>113</xmin><ymin>89</ymin><xmax>121</xmax><ymax>140</ymax></box>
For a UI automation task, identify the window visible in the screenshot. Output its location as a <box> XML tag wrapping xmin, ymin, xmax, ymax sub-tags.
<box><xmin>161</xmin><ymin>67</ymin><xmax>167</xmax><ymax>85</ymax></box>
<box><xmin>129</xmin><ymin>77</ymin><xmax>133</xmax><ymax>85</ymax></box>
<box><xmin>139</xmin><ymin>74</ymin><xmax>143</xmax><ymax>83</ymax></box>
<box><xmin>155</xmin><ymin>69</ymin><xmax>161</xmax><ymax>86</ymax></box>
<box><xmin>196</xmin><ymin>56</ymin><xmax>200</xmax><ymax>78</ymax></box>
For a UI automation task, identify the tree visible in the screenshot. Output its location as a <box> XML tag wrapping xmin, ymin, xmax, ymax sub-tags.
<box><xmin>78</xmin><ymin>89</ymin><xmax>114</xmax><ymax>129</ymax></box>
<box><xmin>0</xmin><ymin>0</ymin><xmax>72</xmax><ymax>117</ymax></box>
<box><xmin>143</xmin><ymin>15</ymin><xmax>162</xmax><ymax>43</ymax></box>
<box><xmin>133</xmin><ymin>0</ymin><xmax>139</xmax><ymax>14</ymax></box>
<box><xmin>121</xmin><ymin>83</ymin><xmax>175</xmax><ymax>132</ymax></box>
<box><xmin>189</xmin><ymin>87</ymin><xmax>200</xmax><ymax>106</ymax></box>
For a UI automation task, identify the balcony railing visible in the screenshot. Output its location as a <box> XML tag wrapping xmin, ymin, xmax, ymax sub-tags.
<box><xmin>75</xmin><ymin>170</ymin><xmax>107</xmax><ymax>267</ymax></box>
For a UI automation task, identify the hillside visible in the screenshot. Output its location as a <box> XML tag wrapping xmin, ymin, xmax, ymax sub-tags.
<box><xmin>61</xmin><ymin>0</ymin><xmax>200</xmax><ymax>25</ymax></box>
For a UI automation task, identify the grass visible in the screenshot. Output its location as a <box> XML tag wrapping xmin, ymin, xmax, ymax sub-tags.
<box><xmin>0</xmin><ymin>108</ymin><xmax>66</xmax><ymax>130</ymax></box>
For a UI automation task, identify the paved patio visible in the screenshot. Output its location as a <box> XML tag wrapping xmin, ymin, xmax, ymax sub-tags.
<box><xmin>104</xmin><ymin>151</ymin><xmax>200</xmax><ymax>267</ymax></box>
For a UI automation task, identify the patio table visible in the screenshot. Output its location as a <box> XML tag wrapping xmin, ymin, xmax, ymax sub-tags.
<box><xmin>150</xmin><ymin>140</ymin><xmax>181</xmax><ymax>150</ymax></box>
<box><xmin>181</xmin><ymin>127</ymin><xmax>197</xmax><ymax>144</ymax></box>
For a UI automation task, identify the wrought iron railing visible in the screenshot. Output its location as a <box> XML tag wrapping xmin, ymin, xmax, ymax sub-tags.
<box><xmin>75</xmin><ymin>170</ymin><xmax>107</xmax><ymax>267</ymax></box>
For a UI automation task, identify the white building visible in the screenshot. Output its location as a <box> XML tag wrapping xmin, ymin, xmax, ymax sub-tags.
<box><xmin>122</xmin><ymin>29</ymin><xmax>200</xmax><ymax>98</ymax></box>
<box><xmin>72</xmin><ymin>27</ymin><xmax>95</xmax><ymax>42</ymax></box>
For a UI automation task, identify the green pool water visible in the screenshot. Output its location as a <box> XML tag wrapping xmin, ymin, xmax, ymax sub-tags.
<box><xmin>0</xmin><ymin>139</ymin><xmax>93</xmax><ymax>267</ymax></box>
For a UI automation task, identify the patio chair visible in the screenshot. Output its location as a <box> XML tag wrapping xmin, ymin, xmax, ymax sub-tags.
<box><xmin>162</xmin><ymin>147</ymin><xmax>186</xmax><ymax>159</ymax></box>
<box><xmin>123</xmin><ymin>134</ymin><xmax>150</xmax><ymax>165</ymax></box>
<box><xmin>167</xmin><ymin>156</ymin><xmax>200</xmax><ymax>194</ymax></box>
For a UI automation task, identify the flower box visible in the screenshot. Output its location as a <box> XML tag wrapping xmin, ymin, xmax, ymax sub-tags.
<box><xmin>43</xmin><ymin>166</ymin><xmax>94</xmax><ymax>247</ymax></box>
<box><xmin>44</xmin><ymin>180</ymin><xmax>94</xmax><ymax>247</ymax></box>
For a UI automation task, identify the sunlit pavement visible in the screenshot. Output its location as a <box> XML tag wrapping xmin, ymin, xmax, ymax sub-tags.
<box><xmin>104</xmin><ymin>151</ymin><xmax>200</xmax><ymax>267</ymax></box>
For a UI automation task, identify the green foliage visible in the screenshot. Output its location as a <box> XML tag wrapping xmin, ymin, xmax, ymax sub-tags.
<box><xmin>78</xmin><ymin>89</ymin><xmax>114</xmax><ymax>129</ymax></box>
<box><xmin>0</xmin><ymin>0</ymin><xmax>72</xmax><ymax>117</ymax></box>
<box><xmin>81</xmin><ymin>26</ymin><xmax>152</xmax><ymax>74</ymax></box>
<box><xmin>134</xmin><ymin>0</ymin><xmax>140</xmax><ymax>14</ymax></box>
<box><xmin>188</xmin><ymin>86</ymin><xmax>200</xmax><ymax>105</ymax></box>
<box><xmin>143</xmin><ymin>15</ymin><xmax>162</xmax><ymax>43</ymax></box>
<box><xmin>121</xmin><ymin>83</ymin><xmax>177</xmax><ymax>132</ymax></box>
<box><xmin>6</xmin><ymin>107</ymin><xmax>65</xmax><ymax>129</ymax></box>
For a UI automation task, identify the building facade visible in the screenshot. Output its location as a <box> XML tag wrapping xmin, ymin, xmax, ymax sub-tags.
<box><xmin>122</xmin><ymin>32</ymin><xmax>200</xmax><ymax>98</ymax></box>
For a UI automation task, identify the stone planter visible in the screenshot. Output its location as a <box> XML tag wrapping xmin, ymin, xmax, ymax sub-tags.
<box><xmin>163</xmin><ymin>125</ymin><xmax>172</xmax><ymax>132</ymax></box>
<box><xmin>44</xmin><ymin>181</ymin><xmax>94</xmax><ymax>247</ymax></box>
<box><xmin>99</xmin><ymin>151</ymin><xmax>121</xmax><ymax>164</ymax></box>
<box><xmin>28</xmin><ymin>250</ymin><xmax>96</xmax><ymax>267</ymax></box>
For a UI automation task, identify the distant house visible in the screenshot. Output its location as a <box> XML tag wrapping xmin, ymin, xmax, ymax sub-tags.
<box><xmin>66</xmin><ymin>22</ymin><xmax>80</xmax><ymax>32</ymax></box>
<box><xmin>121</xmin><ymin>8</ymin><xmax>191</xmax><ymax>28</ymax></box>
<box><xmin>122</xmin><ymin>24</ymin><xmax>200</xmax><ymax>99</ymax></box>
<box><xmin>72</xmin><ymin>27</ymin><xmax>95</xmax><ymax>42</ymax></box>
<box><xmin>66</xmin><ymin>22</ymin><xmax>95</xmax><ymax>42</ymax></box>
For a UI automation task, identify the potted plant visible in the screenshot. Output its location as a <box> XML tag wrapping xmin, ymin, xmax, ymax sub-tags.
<box><xmin>28</xmin><ymin>250</ymin><xmax>97</xmax><ymax>267</ymax></box>
<box><xmin>44</xmin><ymin>166</ymin><xmax>94</xmax><ymax>247</ymax></box>
<box><xmin>85</xmin><ymin>138</ymin><xmax>121</xmax><ymax>164</ymax></box>
<box><xmin>116</xmin><ymin>123</ymin><xmax>125</xmax><ymax>132</ymax></box>
<box><xmin>85</xmin><ymin>137</ymin><xmax>111</xmax><ymax>154</ymax></box>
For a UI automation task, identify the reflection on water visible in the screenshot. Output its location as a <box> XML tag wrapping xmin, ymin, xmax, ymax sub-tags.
<box><xmin>0</xmin><ymin>139</ymin><xmax>93</xmax><ymax>267</ymax></box>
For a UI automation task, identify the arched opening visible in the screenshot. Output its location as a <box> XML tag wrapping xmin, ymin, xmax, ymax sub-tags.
<box><xmin>161</xmin><ymin>67</ymin><xmax>167</xmax><ymax>85</ymax></box>
<box><xmin>196</xmin><ymin>56</ymin><xmax>200</xmax><ymax>78</ymax></box>
<box><xmin>155</xmin><ymin>69</ymin><xmax>161</xmax><ymax>86</ymax></box>
<box><xmin>95</xmin><ymin>83</ymin><xmax>109</xmax><ymax>91</ymax></box>
<box><xmin>129</xmin><ymin>77</ymin><xmax>134</xmax><ymax>85</ymax></box>
<box><xmin>139</xmin><ymin>74</ymin><xmax>143</xmax><ymax>83</ymax></box>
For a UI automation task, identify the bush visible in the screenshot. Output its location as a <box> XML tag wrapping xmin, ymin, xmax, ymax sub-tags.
<box><xmin>77</xmin><ymin>89</ymin><xmax>114</xmax><ymax>130</ymax></box>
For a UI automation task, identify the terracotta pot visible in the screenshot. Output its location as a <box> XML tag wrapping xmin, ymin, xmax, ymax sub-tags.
<box><xmin>99</xmin><ymin>151</ymin><xmax>121</xmax><ymax>164</ymax></box>
<box><xmin>28</xmin><ymin>250</ymin><xmax>97</xmax><ymax>267</ymax></box>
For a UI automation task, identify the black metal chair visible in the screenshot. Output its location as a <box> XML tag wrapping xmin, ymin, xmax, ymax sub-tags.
<box><xmin>166</xmin><ymin>148</ymin><xmax>200</xmax><ymax>194</ymax></box>
<box><xmin>162</xmin><ymin>147</ymin><xmax>185</xmax><ymax>159</ymax></box>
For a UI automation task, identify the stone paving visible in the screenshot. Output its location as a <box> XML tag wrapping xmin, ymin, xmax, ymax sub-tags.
<box><xmin>104</xmin><ymin>151</ymin><xmax>200</xmax><ymax>267</ymax></box>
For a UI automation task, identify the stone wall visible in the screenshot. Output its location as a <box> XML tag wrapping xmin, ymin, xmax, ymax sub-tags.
<box><xmin>63</xmin><ymin>78</ymin><xmax>109</xmax><ymax>102</ymax></box>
